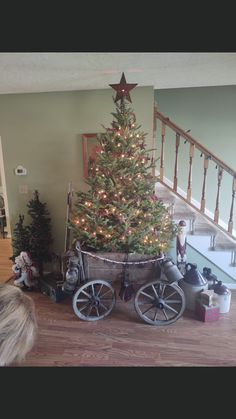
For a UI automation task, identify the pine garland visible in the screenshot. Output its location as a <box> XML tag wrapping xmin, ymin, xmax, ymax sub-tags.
<box><xmin>27</xmin><ymin>190</ymin><xmax>53</xmax><ymax>274</ymax></box>
<box><xmin>10</xmin><ymin>214</ymin><xmax>30</xmax><ymax>261</ymax></box>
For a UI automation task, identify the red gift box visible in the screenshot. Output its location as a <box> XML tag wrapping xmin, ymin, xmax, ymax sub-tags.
<box><xmin>195</xmin><ymin>299</ymin><xmax>220</xmax><ymax>322</ymax></box>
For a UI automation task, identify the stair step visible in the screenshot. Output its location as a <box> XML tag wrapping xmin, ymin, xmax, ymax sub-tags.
<box><xmin>156</xmin><ymin>187</ymin><xmax>175</xmax><ymax>200</ymax></box>
<box><xmin>211</xmin><ymin>230</ymin><xmax>236</xmax><ymax>250</ymax></box>
<box><xmin>191</xmin><ymin>220</ymin><xmax>218</xmax><ymax>236</ymax></box>
<box><xmin>156</xmin><ymin>193</ymin><xmax>175</xmax><ymax>202</ymax></box>
<box><xmin>172</xmin><ymin>210</ymin><xmax>196</xmax><ymax>220</ymax></box>
<box><xmin>192</xmin><ymin>226</ymin><xmax>217</xmax><ymax>236</ymax></box>
<box><xmin>158</xmin><ymin>198</ymin><xmax>175</xmax><ymax>209</ymax></box>
<box><xmin>211</xmin><ymin>242</ymin><xmax>236</xmax><ymax>251</ymax></box>
<box><xmin>210</xmin><ymin>245</ymin><xmax>236</xmax><ymax>252</ymax></box>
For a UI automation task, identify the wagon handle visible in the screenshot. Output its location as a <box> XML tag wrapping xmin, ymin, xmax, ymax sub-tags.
<box><xmin>75</xmin><ymin>241</ymin><xmax>86</xmax><ymax>283</ymax></box>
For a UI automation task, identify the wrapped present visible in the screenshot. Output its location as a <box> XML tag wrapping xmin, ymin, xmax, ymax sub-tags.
<box><xmin>195</xmin><ymin>298</ymin><xmax>220</xmax><ymax>322</ymax></box>
<box><xmin>199</xmin><ymin>290</ymin><xmax>218</xmax><ymax>307</ymax></box>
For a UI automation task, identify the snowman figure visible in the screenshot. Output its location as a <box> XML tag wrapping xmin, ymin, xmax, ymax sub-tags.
<box><xmin>12</xmin><ymin>251</ymin><xmax>39</xmax><ymax>289</ymax></box>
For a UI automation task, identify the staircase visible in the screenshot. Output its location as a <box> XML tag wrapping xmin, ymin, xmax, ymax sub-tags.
<box><xmin>153</xmin><ymin>105</ymin><xmax>236</xmax><ymax>285</ymax></box>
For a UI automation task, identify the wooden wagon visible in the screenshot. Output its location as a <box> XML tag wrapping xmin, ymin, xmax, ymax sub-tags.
<box><xmin>60</xmin><ymin>241</ymin><xmax>186</xmax><ymax>326</ymax></box>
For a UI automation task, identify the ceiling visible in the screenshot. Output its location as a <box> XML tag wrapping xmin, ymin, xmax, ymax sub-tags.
<box><xmin>0</xmin><ymin>53</ymin><xmax>236</xmax><ymax>94</ymax></box>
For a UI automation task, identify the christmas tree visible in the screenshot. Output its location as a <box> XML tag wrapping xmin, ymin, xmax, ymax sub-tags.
<box><xmin>70</xmin><ymin>73</ymin><xmax>177</xmax><ymax>255</ymax></box>
<box><xmin>10</xmin><ymin>214</ymin><xmax>30</xmax><ymax>261</ymax></box>
<box><xmin>27</xmin><ymin>190</ymin><xmax>53</xmax><ymax>274</ymax></box>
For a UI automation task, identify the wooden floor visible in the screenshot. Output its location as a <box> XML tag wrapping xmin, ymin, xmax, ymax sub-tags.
<box><xmin>11</xmin><ymin>280</ymin><xmax>236</xmax><ymax>367</ymax></box>
<box><xmin>0</xmin><ymin>238</ymin><xmax>13</xmax><ymax>283</ymax></box>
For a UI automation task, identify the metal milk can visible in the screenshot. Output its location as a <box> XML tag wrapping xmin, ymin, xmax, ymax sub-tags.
<box><xmin>162</xmin><ymin>259</ymin><xmax>184</xmax><ymax>283</ymax></box>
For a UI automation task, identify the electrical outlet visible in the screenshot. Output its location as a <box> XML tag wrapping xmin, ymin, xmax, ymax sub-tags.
<box><xmin>19</xmin><ymin>185</ymin><xmax>28</xmax><ymax>194</ymax></box>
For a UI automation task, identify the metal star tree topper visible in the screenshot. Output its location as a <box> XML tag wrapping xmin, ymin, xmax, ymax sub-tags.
<box><xmin>109</xmin><ymin>72</ymin><xmax>137</xmax><ymax>112</ymax></box>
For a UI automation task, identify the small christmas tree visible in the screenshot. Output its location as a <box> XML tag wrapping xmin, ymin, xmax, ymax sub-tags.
<box><xmin>69</xmin><ymin>73</ymin><xmax>177</xmax><ymax>255</ymax></box>
<box><xmin>10</xmin><ymin>214</ymin><xmax>30</xmax><ymax>261</ymax></box>
<box><xmin>27</xmin><ymin>190</ymin><xmax>53</xmax><ymax>274</ymax></box>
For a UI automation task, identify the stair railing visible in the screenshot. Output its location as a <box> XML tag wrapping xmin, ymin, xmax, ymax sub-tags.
<box><xmin>154</xmin><ymin>106</ymin><xmax>236</xmax><ymax>240</ymax></box>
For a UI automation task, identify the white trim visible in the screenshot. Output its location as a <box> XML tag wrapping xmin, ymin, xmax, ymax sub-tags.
<box><xmin>0</xmin><ymin>136</ymin><xmax>11</xmax><ymax>238</ymax></box>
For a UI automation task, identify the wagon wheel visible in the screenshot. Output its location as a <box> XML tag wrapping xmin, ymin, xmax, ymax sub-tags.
<box><xmin>134</xmin><ymin>280</ymin><xmax>185</xmax><ymax>326</ymax></box>
<box><xmin>72</xmin><ymin>279</ymin><xmax>116</xmax><ymax>321</ymax></box>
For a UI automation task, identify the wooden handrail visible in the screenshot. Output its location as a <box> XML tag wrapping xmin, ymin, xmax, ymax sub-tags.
<box><xmin>155</xmin><ymin>108</ymin><xmax>236</xmax><ymax>238</ymax></box>
<box><xmin>155</xmin><ymin>110</ymin><xmax>236</xmax><ymax>178</ymax></box>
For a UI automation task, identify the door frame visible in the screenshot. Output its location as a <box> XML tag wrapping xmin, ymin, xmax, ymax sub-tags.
<box><xmin>0</xmin><ymin>136</ymin><xmax>11</xmax><ymax>238</ymax></box>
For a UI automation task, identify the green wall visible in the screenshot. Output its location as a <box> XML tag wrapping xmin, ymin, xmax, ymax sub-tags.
<box><xmin>155</xmin><ymin>86</ymin><xmax>236</xmax><ymax>227</ymax></box>
<box><xmin>0</xmin><ymin>86</ymin><xmax>154</xmax><ymax>253</ymax></box>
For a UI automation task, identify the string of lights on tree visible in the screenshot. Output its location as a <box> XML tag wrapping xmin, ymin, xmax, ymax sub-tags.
<box><xmin>69</xmin><ymin>73</ymin><xmax>177</xmax><ymax>254</ymax></box>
